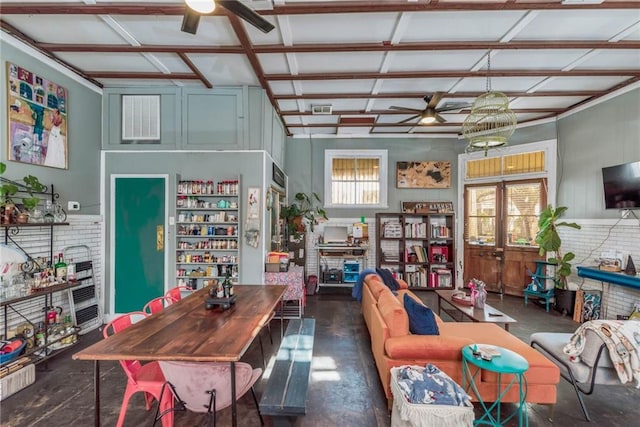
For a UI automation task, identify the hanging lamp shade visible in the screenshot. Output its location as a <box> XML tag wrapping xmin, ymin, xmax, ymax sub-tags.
<box><xmin>462</xmin><ymin>91</ymin><xmax>517</xmax><ymax>155</ymax></box>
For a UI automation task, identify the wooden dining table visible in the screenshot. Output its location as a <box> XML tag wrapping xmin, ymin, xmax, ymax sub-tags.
<box><xmin>73</xmin><ymin>284</ymin><xmax>287</xmax><ymax>427</ymax></box>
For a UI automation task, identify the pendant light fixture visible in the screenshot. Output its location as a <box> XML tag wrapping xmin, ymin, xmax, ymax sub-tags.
<box><xmin>462</xmin><ymin>51</ymin><xmax>517</xmax><ymax>156</ymax></box>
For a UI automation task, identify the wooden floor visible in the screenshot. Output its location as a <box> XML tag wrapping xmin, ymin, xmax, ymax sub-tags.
<box><xmin>1</xmin><ymin>290</ymin><xmax>638</xmax><ymax>427</ymax></box>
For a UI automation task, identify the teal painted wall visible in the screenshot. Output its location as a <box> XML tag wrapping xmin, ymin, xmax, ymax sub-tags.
<box><xmin>1</xmin><ymin>40</ymin><xmax>102</xmax><ymax>214</ymax></box>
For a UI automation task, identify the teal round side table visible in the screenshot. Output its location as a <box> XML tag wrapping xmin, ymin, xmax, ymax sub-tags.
<box><xmin>462</xmin><ymin>345</ymin><xmax>529</xmax><ymax>427</ymax></box>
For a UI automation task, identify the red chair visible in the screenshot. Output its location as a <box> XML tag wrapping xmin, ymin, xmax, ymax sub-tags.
<box><xmin>143</xmin><ymin>296</ymin><xmax>170</xmax><ymax>315</ymax></box>
<box><xmin>164</xmin><ymin>285</ymin><xmax>194</xmax><ymax>305</ymax></box>
<box><xmin>103</xmin><ymin>312</ymin><xmax>174</xmax><ymax>427</ymax></box>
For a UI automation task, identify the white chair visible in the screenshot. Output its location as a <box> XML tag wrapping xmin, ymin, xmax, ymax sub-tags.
<box><xmin>153</xmin><ymin>361</ymin><xmax>263</xmax><ymax>427</ymax></box>
<box><xmin>530</xmin><ymin>329</ymin><xmax>618</xmax><ymax>421</ymax></box>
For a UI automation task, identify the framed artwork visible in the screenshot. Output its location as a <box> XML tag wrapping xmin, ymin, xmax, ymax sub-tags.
<box><xmin>6</xmin><ymin>62</ymin><xmax>68</xmax><ymax>169</ymax></box>
<box><xmin>396</xmin><ymin>161</ymin><xmax>451</xmax><ymax>189</ymax></box>
<box><xmin>245</xmin><ymin>187</ymin><xmax>261</xmax><ymax>248</ymax></box>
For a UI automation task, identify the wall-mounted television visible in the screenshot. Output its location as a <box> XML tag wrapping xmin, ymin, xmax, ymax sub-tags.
<box><xmin>602</xmin><ymin>160</ymin><xmax>640</xmax><ymax>209</ymax></box>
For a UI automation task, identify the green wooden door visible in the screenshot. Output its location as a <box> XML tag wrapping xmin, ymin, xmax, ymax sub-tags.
<box><xmin>114</xmin><ymin>177</ymin><xmax>166</xmax><ymax>313</ymax></box>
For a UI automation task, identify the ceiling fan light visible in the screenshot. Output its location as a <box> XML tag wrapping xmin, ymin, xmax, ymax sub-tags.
<box><xmin>185</xmin><ymin>0</ymin><xmax>216</xmax><ymax>14</ymax></box>
<box><xmin>418</xmin><ymin>115</ymin><xmax>437</xmax><ymax>125</ymax></box>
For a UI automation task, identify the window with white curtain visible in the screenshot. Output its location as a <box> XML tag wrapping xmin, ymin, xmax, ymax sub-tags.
<box><xmin>324</xmin><ymin>150</ymin><xmax>388</xmax><ymax>208</ymax></box>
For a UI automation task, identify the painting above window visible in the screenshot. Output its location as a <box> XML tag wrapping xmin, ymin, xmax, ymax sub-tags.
<box><xmin>397</xmin><ymin>161</ymin><xmax>451</xmax><ymax>189</ymax></box>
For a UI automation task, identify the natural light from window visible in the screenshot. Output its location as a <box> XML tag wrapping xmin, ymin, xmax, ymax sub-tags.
<box><xmin>324</xmin><ymin>150</ymin><xmax>387</xmax><ymax>208</ymax></box>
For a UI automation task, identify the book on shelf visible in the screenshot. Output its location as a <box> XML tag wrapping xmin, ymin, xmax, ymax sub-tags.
<box><xmin>410</xmin><ymin>245</ymin><xmax>427</xmax><ymax>263</ymax></box>
<box><xmin>404</xmin><ymin>222</ymin><xmax>427</xmax><ymax>239</ymax></box>
<box><xmin>430</xmin><ymin>224</ymin><xmax>451</xmax><ymax>238</ymax></box>
<box><xmin>383</xmin><ymin>221</ymin><xmax>402</xmax><ymax>238</ymax></box>
<box><xmin>406</xmin><ymin>267</ymin><xmax>428</xmax><ymax>288</ymax></box>
<box><xmin>435</xmin><ymin>268</ymin><xmax>452</xmax><ymax>287</ymax></box>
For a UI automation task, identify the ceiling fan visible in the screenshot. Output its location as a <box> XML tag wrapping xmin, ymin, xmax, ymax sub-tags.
<box><xmin>182</xmin><ymin>0</ymin><xmax>275</xmax><ymax>35</ymax></box>
<box><xmin>390</xmin><ymin>92</ymin><xmax>470</xmax><ymax>125</ymax></box>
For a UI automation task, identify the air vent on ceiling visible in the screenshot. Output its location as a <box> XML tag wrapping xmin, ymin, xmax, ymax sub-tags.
<box><xmin>311</xmin><ymin>105</ymin><xmax>332</xmax><ymax>115</ymax></box>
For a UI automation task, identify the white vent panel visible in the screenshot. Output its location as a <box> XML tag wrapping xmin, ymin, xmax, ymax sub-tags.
<box><xmin>312</xmin><ymin>105</ymin><xmax>333</xmax><ymax>115</ymax></box>
<box><xmin>122</xmin><ymin>95</ymin><xmax>160</xmax><ymax>141</ymax></box>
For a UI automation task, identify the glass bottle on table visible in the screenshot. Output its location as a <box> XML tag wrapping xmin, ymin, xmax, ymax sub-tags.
<box><xmin>223</xmin><ymin>271</ymin><xmax>232</xmax><ymax>298</ymax></box>
<box><xmin>55</xmin><ymin>253</ymin><xmax>67</xmax><ymax>282</ymax></box>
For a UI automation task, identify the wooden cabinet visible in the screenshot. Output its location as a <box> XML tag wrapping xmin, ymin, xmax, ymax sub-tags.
<box><xmin>375</xmin><ymin>212</ymin><xmax>455</xmax><ymax>290</ymax></box>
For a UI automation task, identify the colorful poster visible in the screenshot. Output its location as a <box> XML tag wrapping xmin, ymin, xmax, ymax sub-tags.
<box><xmin>7</xmin><ymin>62</ymin><xmax>68</xmax><ymax>169</ymax></box>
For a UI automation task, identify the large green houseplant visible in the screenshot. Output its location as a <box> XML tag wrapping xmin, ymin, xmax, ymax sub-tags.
<box><xmin>281</xmin><ymin>192</ymin><xmax>328</xmax><ymax>239</ymax></box>
<box><xmin>535</xmin><ymin>205</ymin><xmax>581</xmax><ymax>315</ymax></box>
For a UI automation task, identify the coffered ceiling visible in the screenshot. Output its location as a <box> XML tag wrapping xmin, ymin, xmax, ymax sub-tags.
<box><xmin>2</xmin><ymin>1</ymin><xmax>639</xmax><ymax>137</ymax></box>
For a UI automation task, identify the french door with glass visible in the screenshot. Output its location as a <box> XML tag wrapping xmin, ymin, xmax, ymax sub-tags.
<box><xmin>463</xmin><ymin>179</ymin><xmax>546</xmax><ymax>296</ymax></box>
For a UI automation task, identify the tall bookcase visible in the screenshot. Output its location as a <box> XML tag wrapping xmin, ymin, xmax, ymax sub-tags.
<box><xmin>175</xmin><ymin>177</ymin><xmax>240</xmax><ymax>289</ymax></box>
<box><xmin>375</xmin><ymin>212</ymin><xmax>455</xmax><ymax>290</ymax></box>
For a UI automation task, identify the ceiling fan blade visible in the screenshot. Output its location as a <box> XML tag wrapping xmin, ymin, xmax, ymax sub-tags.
<box><xmin>398</xmin><ymin>115</ymin><xmax>420</xmax><ymax>124</ymax></box>
<box><xmin>181</xmin><ymin>8</ymin><xmax>201</xmax><ymax>34</ymax></box>
<box><xmin>218</xmin><ymin>0</ymin><xmax>275</xmax><ymax>33</ymax></box>
<box><xmin>436</xmin><ymin>102</ymin><xmax>471</xmax><ymax>112</ymax></box>
<box><xmin>427</xmin><ymin>92</ymin><xmax>444</xmax><ymax>109</ymax></box>
<box><xmin>435</xmin><ymin>113</ymin><xmax>446</xmax><ymax>123</ymax></box>
<box><xmin>389</xmin><ymin>106</ymin><xmax>423</xmax><ymax>113</ymax></box>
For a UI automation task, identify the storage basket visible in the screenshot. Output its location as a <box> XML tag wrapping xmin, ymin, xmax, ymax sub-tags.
<box><xmin>390</xmin><ymin>365</ymin><xmax>474</xmax><ymax>427</ymax></box>
<box><xmin>0</xmin><ymin>363</ymin><xmax>35</xmax><ymax>401</ymax></box>
<box><xmin>0</xmin><ymin>338</ymin><xmax>26</xmax><ymax>364</ymax></box>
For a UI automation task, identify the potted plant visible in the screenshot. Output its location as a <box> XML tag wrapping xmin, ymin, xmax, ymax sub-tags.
<box><xmin>281</xmin><ymin>192</ymin><xmax>328</xmax><ymax>239</ymax></box>
<box><xmin>535</xmin><ymin>205</ymin><xmax>581</xmax><ymax>315</ymax></box>
<box><xmin>1</xmin><ymin>161</ymin><xmax>46</xmax><ymax>224</ymax></box>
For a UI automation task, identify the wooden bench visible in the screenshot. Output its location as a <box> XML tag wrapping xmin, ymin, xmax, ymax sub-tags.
<box><xmin>259</xmin><ymin>318</ymin><xmax>315</xmax><ymax>426</ymax></box>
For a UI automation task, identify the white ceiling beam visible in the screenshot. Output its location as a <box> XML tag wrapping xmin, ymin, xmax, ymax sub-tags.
<box><xmin>277</xmin><ymin>15</ymin><xmax>293</xmax><ymax>46</ymax></box>
<box><xmin>448</xmin><ymin>78</ymin><xmax>465</xmax><ymax>94</ymax></box>
<box><xmin>562</xmin><ymin>49</ymin><xmax>600</xmax><ymax>71</ymax></box>
<box><xmin>99</xmin><ymin>15</ymin><xmax>171</xmax><ymax>74</ymax></box>
<box><xmin>526</xmin><ymin>77</ymin><xmax>555</xmax><ymax>93</ymax></box>
<box><xmin>366</xmin><ymin>12</ymin><xmax>413</xmax><ymax>112</ymax></box>
<box><xmin>390</xmin><ymin>12</ymin><xmax>413</xmax><ymax>45</ymax></box>
<box><xmin>470</xmin><ymin>50</ymin><xmax>500</xmax><ymax>72</ymax></box>
<box><xmin>609</xmin><ymin>19</ymin><xmax>640</xmax><ymax>42</ymax></box>
<box><xmin>277</xmin><ymin>15</ymin><xmax>304</xmax><ymax>111</ymax></box>
<box><xmin>500</xmin><ymin>11</ymin><xmax>540</xmax><ymax>43</ymax></box>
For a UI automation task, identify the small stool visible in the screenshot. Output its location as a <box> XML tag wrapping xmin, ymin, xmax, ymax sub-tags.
<box><xmin>524</xmin><ymin>260</ymin><xmax>556</xmax><ymax>312</ymax></box>
<box><xmin>462</xmin><ymin>345</ymin><xmax>529</xmax><ymax>427</ymax></box>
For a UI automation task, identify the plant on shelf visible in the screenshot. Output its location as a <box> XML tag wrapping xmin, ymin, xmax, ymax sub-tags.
<box><xmin>281</xmin><ymin>192</ymin><xmax>328</xmax><ymax>239</ymax></box>
<box><xmin>535</xmin><ymin>205</ymin><xmax>581</xmax><ymax>290</ymax></box>
<box><xmin>1</xmin><ymin>161</ymin><xmax>46</xmax><ymax>223</ymax></box>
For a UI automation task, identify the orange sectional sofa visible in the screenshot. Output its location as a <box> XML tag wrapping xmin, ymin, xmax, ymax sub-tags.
<box><xmin>361</xmin><ymin>274</ymin><xmax>560</xmax><ymax>408</ymax></box>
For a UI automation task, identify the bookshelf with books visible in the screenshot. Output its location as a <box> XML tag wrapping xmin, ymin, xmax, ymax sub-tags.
<box><xmin>375</xmin><ymin>212</ymin><xmax>455</xmax><ymax>290</ymax></box>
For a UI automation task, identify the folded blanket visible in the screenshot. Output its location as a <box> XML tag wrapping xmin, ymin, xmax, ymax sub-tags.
<box><xmin>396</xmin><ymin>364</ymin><xmax>471</xmax><ymax>407</ymax></box>
<box><xmin>564</xmin><ymin>320</ymin><xmax>640</xmax><ymax>387</ymax></box>
<box><xmin>351</xmin><ymin>268</ymin><xmax>377</xmax><ymax>301</ymax></box>
<box><xmin>376</xmin><ymin>268</ymin><xmax>400</xmax><ymax>291</ymax></box>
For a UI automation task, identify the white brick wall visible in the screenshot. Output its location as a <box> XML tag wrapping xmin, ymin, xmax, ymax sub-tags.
<box><xmin>559</xmin><ymin>218</ymin><xmax>640</xmax><ymax>319</ymax></box>
<box><xmin>305</xmin><ymin>218</ymin><xmax>377</xmax><ymax>281</ymax></box>
<box><xmin>1</xmin><ymin>215</ymin><xmax>103</xmax><ymax>339</ymax></box>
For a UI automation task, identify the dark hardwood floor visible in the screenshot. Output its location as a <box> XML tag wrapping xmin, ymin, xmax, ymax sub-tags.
<box><xmin>1</xmin><ymin>289</ymin><xmax>638</xmax><ymax>426</ymax></box>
